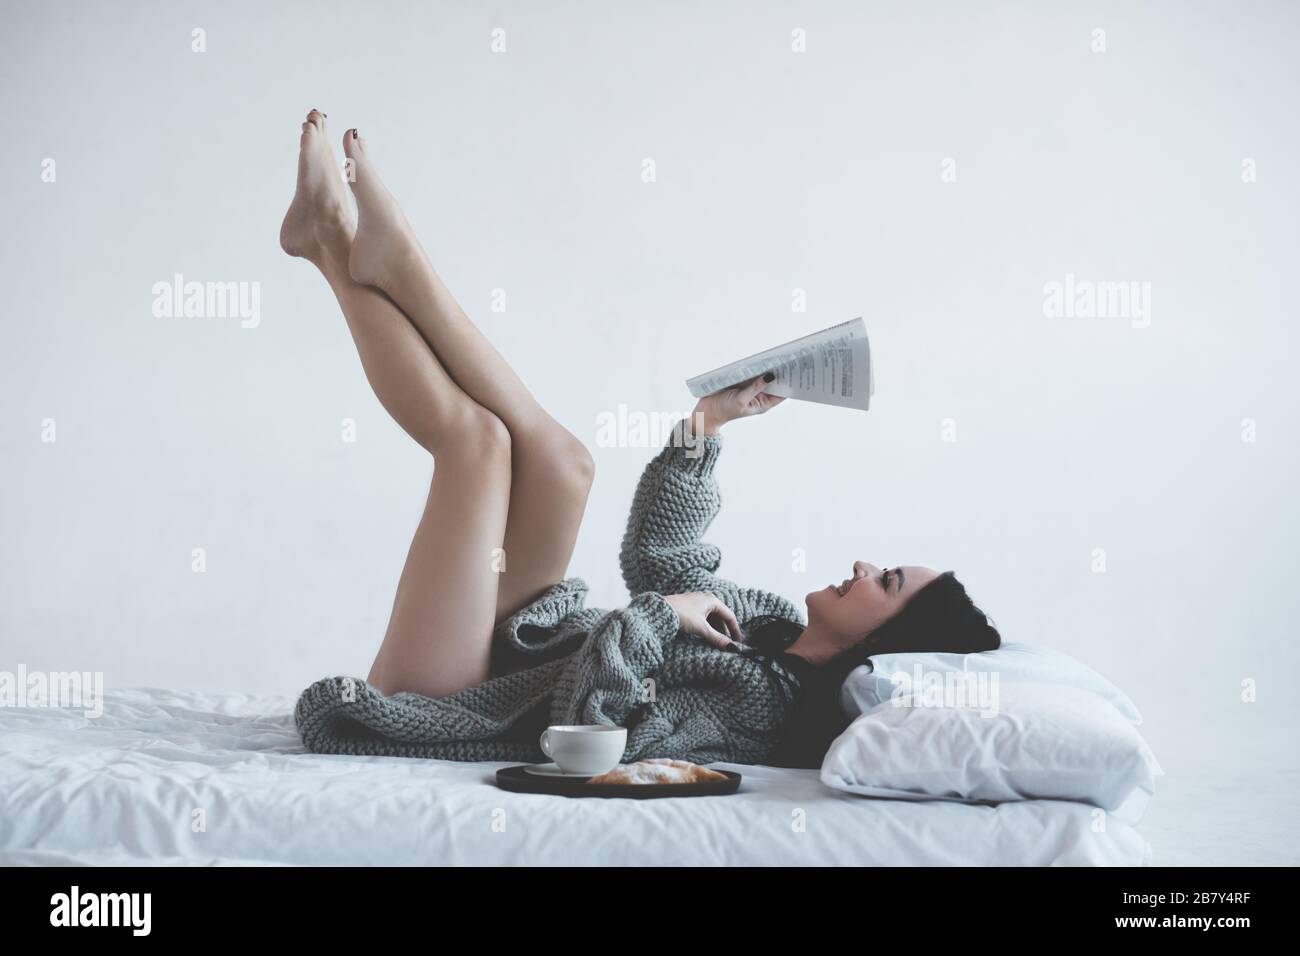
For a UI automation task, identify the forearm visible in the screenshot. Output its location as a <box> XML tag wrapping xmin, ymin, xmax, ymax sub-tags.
<box><xmin>619</xmin><ymin>418</ymin><xmax>725</xmax><ymax>596</ymax></box>
<box><xmin>687</xmin><ymin>403</ymin><xmax>724</xmax><ymax>437</ymax></box>
<box><xmin>621</xmin><ymin>370</ymin><xmax>780</xmax><ymax>595</ymax></box>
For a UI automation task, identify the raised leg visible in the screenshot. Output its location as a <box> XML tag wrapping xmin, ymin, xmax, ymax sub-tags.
<box><xmin>281</xmin><ymin>110</ymin><xmax>510</xmax><ymax>698</ymax></box>
<box><xmin>340</xmin><ymin>129</ymin><xmax>595</xmax><ymax>622</ymax></box>
<box><xmin>367</xmin><ymin>412</ymin><xmax>512</xmax><ymax>697</ymax></box>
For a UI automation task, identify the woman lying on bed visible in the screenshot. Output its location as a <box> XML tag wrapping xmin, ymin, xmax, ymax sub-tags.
<box><xmin>283</xmin><ymin>110</ymin><xmax>1000</xmax><ymax>769</ymax></box>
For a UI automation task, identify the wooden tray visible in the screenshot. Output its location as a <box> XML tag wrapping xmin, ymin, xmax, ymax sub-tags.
<box><xmin>495</xmin><ymin>764</ymin><xmax>742</xmax><ymax>799</ymax></box>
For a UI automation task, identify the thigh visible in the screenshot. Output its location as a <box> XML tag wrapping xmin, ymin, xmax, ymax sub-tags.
<box><xmin>367</xmin><ymin>428</ymin><xmax>512</xmax><ymax>698</ymax></box>
<box><xmin>493</xmin><ymin>434</ymin><xmax>595</xmax><ymax>623</ymax></box>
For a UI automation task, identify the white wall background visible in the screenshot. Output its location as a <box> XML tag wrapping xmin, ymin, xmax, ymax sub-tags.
<box><xmin>2</xmin><ymin>0</ymin><xmax>1297</xmax><ymax>776</ymax></box>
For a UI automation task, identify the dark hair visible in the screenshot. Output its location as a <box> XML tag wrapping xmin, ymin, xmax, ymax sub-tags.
<box><xmin>744</xmin><ymin>571</ymin><xmax>1001</xmax><ymax>768</ymax></box>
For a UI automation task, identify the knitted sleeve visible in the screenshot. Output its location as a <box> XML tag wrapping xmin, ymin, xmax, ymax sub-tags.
<box><xmin>619</xmin><ymin>416</ymin><xmax>727</xmax><ymax>597</ymax></box>
<box><xmin>549</xmin><ymin>590</ymin><xmax>682</xmax><ymax>729</ymax></box>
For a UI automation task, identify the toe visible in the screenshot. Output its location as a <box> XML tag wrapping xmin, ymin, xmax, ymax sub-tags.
<box><xmin>306</xmin><ymin>109</ymin><xmax>327</xmax><ymax>131</ymax></box>
<box><xmin>342</xmin><ymin>129</ymin><xmax>365</xmax><ymax>158</ymax></box>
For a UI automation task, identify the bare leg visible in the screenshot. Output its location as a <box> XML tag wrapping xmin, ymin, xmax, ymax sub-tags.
<box><xmin>341</xmin><ymin>130</ymin><xmax>595</xmax><ymax>622</ymax></box>
<box><xmin>281</xmin><ymin>111</ymin><xmax>510</xmax><ymax>698</ymax></box>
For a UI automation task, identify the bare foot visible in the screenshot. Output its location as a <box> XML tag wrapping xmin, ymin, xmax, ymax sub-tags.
<box><xmin>279</xmin><ymin>110</ymin><xmax>355</xmax><ymax>264</ymax></box>
<box><xmin>343</xmin><ymin>129</ymin><xmax>421</xmax><ymax>289</ymax></box>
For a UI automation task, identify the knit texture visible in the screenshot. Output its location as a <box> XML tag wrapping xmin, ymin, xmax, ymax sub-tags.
<box><xmin>294</xmin><ymin>417</ymin><xmax>808</xmax><ymax>765</ymax></box>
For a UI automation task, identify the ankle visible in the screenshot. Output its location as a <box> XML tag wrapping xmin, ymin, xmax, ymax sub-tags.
<box><xmin>313</xmin><ymin>243</ymin><xmax>353</xmax><ymax>281</ymax></box>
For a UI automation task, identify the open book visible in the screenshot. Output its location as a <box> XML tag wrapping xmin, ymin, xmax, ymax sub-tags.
<box><xmin>686</xmin><ymin>317</ymin><xmax>873</xmax><ymax>411</ymax></box>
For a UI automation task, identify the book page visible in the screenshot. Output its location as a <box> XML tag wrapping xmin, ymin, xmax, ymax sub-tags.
<box><xmin>686</xmin><ymin>317</ymin><xmax>873</xmax><ymax>411</ymax></box>
<box><xmin>763</xmin><ymin>329</ymin><xmax>872</xmax><ymax>410</ymax></box>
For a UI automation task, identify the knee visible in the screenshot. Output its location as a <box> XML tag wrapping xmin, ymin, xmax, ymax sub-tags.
<box><xmin>569</xmin><ymin>436</ymin><xmax>596</xmax><ymax>493</ymax></box>
<box><xmin>543</xmin><ymin>429</ymin><xmax>596</xmax><ymax>500</ymax></box>
<box><xmin>441</xmin><ymin>403</ymin><xmax>512</xmax><ymax>468</ymax></box>
<box><xmin>470</xmin><ymin>407</ymin><xmax>513</xmax><ymax>463</ymax></box>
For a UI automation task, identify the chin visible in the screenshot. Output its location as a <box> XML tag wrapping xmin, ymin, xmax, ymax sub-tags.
<box><xmin>804</xmin><ymin>585</ymin><xmax>833</xmax><ymax>617</ymax></box>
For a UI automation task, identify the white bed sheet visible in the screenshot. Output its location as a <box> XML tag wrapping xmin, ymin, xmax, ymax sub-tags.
<box><xmin>1137</xmin><ymin>765</ymin><xmax>1300</xmax><ymax>867</ymax></box>
<box><xmin>0</xmin><ymin>687</ymin><xmax>1151</xmax><ymax>866</ymax></box>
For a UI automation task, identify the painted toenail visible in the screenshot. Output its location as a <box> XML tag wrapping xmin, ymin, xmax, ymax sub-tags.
<box><xmin>352</xmin><ymin>130</ymin><xmax>358</xmax><ymax>139</ymax></box>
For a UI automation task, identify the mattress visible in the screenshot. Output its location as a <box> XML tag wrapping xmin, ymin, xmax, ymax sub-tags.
<box><xmin>0</xmin><ymin>687</ymin><xmax>1151</xmax><ymax>866</ymax></box>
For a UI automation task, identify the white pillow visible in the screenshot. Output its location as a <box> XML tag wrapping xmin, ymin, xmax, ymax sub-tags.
<box><xmin>820</xmin><ymin>682</ymin><xmax>1163</xmax><ymax>825</ymax></box>
<box><xmin>841</xmin><ymin>642</ymin><xmax>1143</xmax><ymax>725</ymax></box>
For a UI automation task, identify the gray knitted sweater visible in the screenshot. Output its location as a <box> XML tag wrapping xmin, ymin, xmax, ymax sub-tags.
<box><xmin>294</xmin><ymin>418</ymin><xmax>810</xmax><ymax>765</ymax></box>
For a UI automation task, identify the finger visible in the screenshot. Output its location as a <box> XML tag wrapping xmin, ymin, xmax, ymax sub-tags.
<box><xmin>715</xmin><ymin>604</ymin><xmax>742</xmax><ymax>642</ymax></box>
<box><xmin>751</xmin><ymin>393</ymin><xmax>786</xmax><ymax>415</ymax></box>
<box><xmin>694</xmin><ymin>624</ymin><xmax>732</xmax><ymax>649</ymax></box>
<box><xmin>706</xmin><ymin>601</ymin><xmax>742</xmax><ymax>642</ymax></box>
<box><xmin>738</xmin><ymin>373</ymin><xmax>772</xmax><ymax>403</ymax></box>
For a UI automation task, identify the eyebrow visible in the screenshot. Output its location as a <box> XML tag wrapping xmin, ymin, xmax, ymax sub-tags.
<box><xmin>896</xmin><ymin>568</ymin><xmax>906</xmax><ymax>592</ymax></box>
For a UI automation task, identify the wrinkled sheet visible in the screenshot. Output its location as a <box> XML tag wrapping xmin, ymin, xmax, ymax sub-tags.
<box><xmin>0</xmin><ymin>687</ymin><xmax>1151</xmax><ymax>866</ymax></box>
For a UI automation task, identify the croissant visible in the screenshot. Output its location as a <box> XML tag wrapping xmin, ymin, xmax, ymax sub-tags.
<box><xmin>586</xmin><ymin>758</ymin><xmax>728</xmax><ymax>785</ymax></box>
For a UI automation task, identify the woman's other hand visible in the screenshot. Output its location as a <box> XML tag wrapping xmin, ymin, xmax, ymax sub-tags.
<box><xmin>662</xmin><ymin>592</ymin><xmax>743</xmax><ymax>649</ymax></box>
<box><xmin>690</xmin><ymin>373</ymin><xmax>786</xmax><ymax>436</ymax></box>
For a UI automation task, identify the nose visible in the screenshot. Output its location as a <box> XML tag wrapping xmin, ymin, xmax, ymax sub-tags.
<box><xmin>854</xmin><ymin>561</ymin><xmax>879</xmax><ymax>578</ymax></box>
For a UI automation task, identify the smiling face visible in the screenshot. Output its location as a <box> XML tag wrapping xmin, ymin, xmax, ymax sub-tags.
<box><xmin>806</xmin><ymin>561</ymin><xmax>940</xmax><ymax>646</ymax></box>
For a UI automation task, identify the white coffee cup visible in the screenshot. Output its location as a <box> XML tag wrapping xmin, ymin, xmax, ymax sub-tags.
<box><xmin>539</xmin><ymin>724</ymin><xmax>627</xmax><ymax>775</ymax></box>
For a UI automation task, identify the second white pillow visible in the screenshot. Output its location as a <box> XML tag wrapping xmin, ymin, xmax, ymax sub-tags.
<box><xmin>820</xmin><ymin>682</ymin><xmax>1163</xmax><ymax>825</ymax></box>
